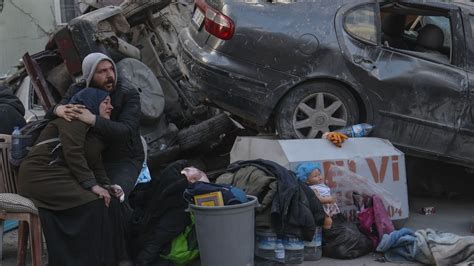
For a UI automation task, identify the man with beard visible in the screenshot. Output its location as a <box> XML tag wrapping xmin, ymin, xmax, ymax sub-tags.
<box><xmin>47</xmin><ymin>52</ymin><xmax>144</xmax><ymax>199</ymax></box>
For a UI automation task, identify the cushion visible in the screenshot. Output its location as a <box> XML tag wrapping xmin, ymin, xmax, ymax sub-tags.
<box><xmin>0</xmin><ymin>193</ymin><xmax>38</xmax><ymax>215</ymax></box>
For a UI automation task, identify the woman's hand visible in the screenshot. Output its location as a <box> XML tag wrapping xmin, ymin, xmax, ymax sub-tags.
<box><xmin>76</xmin><ymin>108</ymin><xmax>96</xmax><ymax>126</ymax></box>
<box><xmin>107</xmin><ymin>184</ymin><xmax>124</xmax><ymax>200</ymax></box>
<box><xmin>91</xmin><ymin>185</ymin><xmax>111</xmax><ymax>207</ymax></box>
<box><xmin>55</xmin><ymin>104</ymin><xmax>85</xmax><ymax>122</ymax></box>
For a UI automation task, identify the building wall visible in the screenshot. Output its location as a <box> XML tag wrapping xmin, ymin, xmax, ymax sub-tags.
<box><xmin>0</xmin><ymin>0</ymin><xmax>57</xmax><ymax>75</ymax></box>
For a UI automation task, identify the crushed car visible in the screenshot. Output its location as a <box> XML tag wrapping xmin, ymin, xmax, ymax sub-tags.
<box><xmin>172</xmin><ymin>0</ymin><xmax>474</xmax><ymax>168</ymax></box>
<box><xmin>2</xmin><ymin>0</ymin><xmax>235</xmax><ymax>169</ymax></box>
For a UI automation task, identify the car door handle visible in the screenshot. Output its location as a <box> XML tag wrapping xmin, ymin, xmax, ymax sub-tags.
<box><xmin>353</xmin><ymin>55</ymin><xmax>374</xmax><ymax>64</ymax></box>
<box><xmin>353</xmin><ymin>56</ymin><xmax>376</xmax><ymax>70</ymax></box>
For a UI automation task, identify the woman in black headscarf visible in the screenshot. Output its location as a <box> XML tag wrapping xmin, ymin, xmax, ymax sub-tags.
<box><xmin>18</xmin><ymin>88</ymin><xmax>130</xmax><ymax>266</ymax></box>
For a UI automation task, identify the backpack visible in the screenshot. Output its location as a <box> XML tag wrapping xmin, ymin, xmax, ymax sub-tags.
<box><xmin>9</xmin><ymin>119</ymin><xmax>50</xmax><ymax>167</ymax></box>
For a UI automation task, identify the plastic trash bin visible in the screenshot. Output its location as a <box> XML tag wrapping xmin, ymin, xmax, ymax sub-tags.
<box><xmin>189</xmin><ymin>195</ymin><xmax>258</xmax><ymax>266</ymax></box>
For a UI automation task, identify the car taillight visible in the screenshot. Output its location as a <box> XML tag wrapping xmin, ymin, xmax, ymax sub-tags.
<box><xmin>195</xmin><ymin>0</ymin><xmax>235</xmax><ymax>40</ymax></box>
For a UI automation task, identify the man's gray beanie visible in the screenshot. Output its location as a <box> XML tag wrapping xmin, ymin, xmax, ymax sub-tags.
<box><xmin>82</xmin><ymin>53</ymin><xmax>117</xmax><ymax>87</ymax></box>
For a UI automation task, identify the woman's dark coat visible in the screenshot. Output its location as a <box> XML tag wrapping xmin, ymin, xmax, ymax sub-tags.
<box><xmin>18</xmin><ymin>119</ymin><xmax>109</xmax><ymax>210</ymax></box>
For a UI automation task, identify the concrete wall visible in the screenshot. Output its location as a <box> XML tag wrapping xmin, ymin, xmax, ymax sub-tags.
<box><xmin>0</xmin><ymin>0</ymin><xmax>57</xmax><ymax>75</ymax></box>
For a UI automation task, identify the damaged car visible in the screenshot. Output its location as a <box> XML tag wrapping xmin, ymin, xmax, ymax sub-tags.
<box><xmin>175</xmin><ymin>0</ymin><xmax>474</xmax><ymax>168</ymax></box>
<box><xmin>3</xmin><ymin>0</ymin><xmax>235</xmax><ymax>168</ymax></box>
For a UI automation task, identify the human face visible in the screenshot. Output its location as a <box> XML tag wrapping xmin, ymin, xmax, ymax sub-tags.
<box><xmin>99</xmin><ymin>96</ymin><xmax>113</xmax><ymax>119</ymax></box>
<box><xmin>91</xmin><ymin>60</ymin><xmax>115</xmax><ymax>92</ymax></box>
<box><xmin>306</xmin><ymin>169</ymin><xmax>324</xmax><ymax>185</ymax></box>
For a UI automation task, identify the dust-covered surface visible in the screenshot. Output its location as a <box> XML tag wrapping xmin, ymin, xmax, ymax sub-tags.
<box><xmin>2</xmin><ymin>195</ymin><xmax>471</xmax><ymax>265</ymax></box>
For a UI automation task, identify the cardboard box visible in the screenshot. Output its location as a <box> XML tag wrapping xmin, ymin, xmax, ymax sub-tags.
<box><xmin>230</xmin><ymin>137</ymin><xmax>409</xmax><ymax>220</ymax></box>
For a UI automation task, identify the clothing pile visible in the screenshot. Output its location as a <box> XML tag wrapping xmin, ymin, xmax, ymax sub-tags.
<box><xmin>377</xmin><ymin>228</ymin><xmax>474</xmax><ymax>265</ymax></box>
<box><xmin>130</xmin><ymin>160</ymin><xmax>197</xmax><ymax>265</ymax></box>
<box><xmin>216</xmin><ymin>159</ymin><xmax>325</xmax><ymax>241</ymax></box>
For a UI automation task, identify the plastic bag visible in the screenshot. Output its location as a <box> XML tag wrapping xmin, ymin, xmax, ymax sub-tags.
<box><xmin>353</xmin><ymin>193</ymin><xmax>395</xmax><ymax>249</ymax></box>
<box><xmin>181</xmin><ymin>167</ymin><xmax>210</xmax><ymax>183</ymax></box>
<box><xmin>322</xmin><ymin>214</ymin><xmax>373</xmax><ymax>259</ymax></box>
<box><xmin>328</xmin><ymin>166</ymin><xmax>401</xmax><ymax>210</ymax></box>
<box><xmin>136</xmin><ymin>162</ymin><xmax>152</xmax><ymax>184</ymax></box>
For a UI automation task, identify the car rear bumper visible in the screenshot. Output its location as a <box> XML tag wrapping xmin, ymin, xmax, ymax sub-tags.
<box><xmin>177</xmin><ymin>28</ymin><xmax>293</xmax><ymax>126</ymax></box>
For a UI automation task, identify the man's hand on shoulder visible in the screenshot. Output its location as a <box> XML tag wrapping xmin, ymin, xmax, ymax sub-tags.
<box><xmin>76</xmin><ymin>108</ymin><xmax>96</xmax><ymax>126</ymax></box>
<box><xmin>55</xmin><ymin>104</ymin><xmax>85</xmax><ymax>122</ymax></box>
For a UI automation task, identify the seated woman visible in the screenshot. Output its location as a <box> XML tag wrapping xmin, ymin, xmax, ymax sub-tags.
<box><xmin>18</xmin><ymin>88</ymin><xmax>129</xmax><ymax>266</ymax></box>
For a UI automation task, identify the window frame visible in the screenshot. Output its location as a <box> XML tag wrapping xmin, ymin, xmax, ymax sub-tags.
<box><xmin>467</xmin><ymin>14</ymin><xmax>474</xmax><ymax>72</ymax></box>
<box><xmin>53</xmin><ymin>0</ymin><xmax>79</xmax><ymax>25</ymax></box>
<box><xmin>342</xmin><ymin>3</ymin><xmax>381</xmax><ymax>46</ymax></box>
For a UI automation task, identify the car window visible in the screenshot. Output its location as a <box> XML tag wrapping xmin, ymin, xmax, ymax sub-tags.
<box><xmin>344</xmin><ymin>5</ymin><xmax>377</xmax><ymax>43</ymax></box>
<box><xmin>380</xmin><ymin>11</ymin><xmax>453</xmax><ymax>65</ymax></box>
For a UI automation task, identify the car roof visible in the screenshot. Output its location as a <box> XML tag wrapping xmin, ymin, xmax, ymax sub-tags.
<box><xmin>393</xmin><ymin>0</ymin><xmax>474</xmax><ymax>10</ymax></box>
<box><xmin>452</xmin><ymin>0</ymin><xmax>474</xmax><ymax>10</ymax></box>
<box><xmin>378</xmin><ymin>0</ymin><xmax>474</xmax><ymax>12</ymax></box>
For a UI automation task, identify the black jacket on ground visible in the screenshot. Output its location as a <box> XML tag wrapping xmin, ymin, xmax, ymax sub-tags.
<box><xmin>0</xmin><ymin>86</ymin><xmax>26</xmax><ymax>134</ymax></box>
<box><xmin>227</xmin><ymin>159</ymin><xmax>325</xmax><ymax>241</ymax></box>
<box><xmin>46</xmin><ymin>80</ymin><xmax>144</xmax><ymax>168</ymax></box>
<box><xmin>130</xmin><ymin>160</ymin><xmax>192</xmax><ymax>265</ymax></box>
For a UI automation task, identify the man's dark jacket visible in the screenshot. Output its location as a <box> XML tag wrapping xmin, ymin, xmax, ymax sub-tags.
<box><xmin>46</xmin><ymin>79</ymin><xmax>144</xmax><ymax>167</ymax></box>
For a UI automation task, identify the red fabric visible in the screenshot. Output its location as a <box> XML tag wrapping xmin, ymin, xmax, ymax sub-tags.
<box><xmin>373</xmin><ymin>195</ymin><xmax>395</xmax><ymax>239</ymax></box>
<box><xmin>356</xmin><ymin>194</ymin><xmax>395</xmax><ymax>249</ymax></box>
<box><xmin>358</xmin><ymin>208</ymin><xmax>378</xmax><ymax>249</ymax></box>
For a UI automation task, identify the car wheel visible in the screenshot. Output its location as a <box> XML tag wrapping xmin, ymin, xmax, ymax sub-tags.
<box><xmin>116</xmin><ymin>58</ymin><xmax>165</xmax><ymax>125</ymax></box>
<box><xmin>276</xmin><ymin>82</ymin><xmax>359</xmax><ymax>139</ymax></box>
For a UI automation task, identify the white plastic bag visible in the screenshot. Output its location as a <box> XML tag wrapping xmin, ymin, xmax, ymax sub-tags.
<box><xmin>328</xmin><ymin>165</ymin><xmax>401</xmax><ymax>210</ymax></box>
<box><xmin>181</xmin><ymin>167</ymin><xmax>210</xmax><ymax>183</ymax></box>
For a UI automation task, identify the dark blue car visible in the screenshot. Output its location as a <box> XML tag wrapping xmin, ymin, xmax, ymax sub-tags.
<box><xmin>177</xmin><ymin>0</ymin><xmax>474</xmax><ymax>168</ymax></box>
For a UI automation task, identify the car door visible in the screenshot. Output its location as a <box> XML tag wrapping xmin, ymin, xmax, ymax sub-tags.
<box><xmin>335</xmin><ymin>1</ymin><xmax>468</xmax><ymax>157</ymax></box>
<box><xmin>452</xmin><ymin>11</ymin><xmax>474</xmax><ymax>167</ymax></box>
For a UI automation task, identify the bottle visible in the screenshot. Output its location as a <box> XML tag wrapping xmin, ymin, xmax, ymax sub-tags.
<box><xmin>255</xmin><ymin>230</ymin><xmax>277</xmax><ymax>260</ymax></box>
<box><xmin>284</xmin><ymin>235</ymin><xmax>304</xmax><ymax>264</ymax></box>
<box><xmin>336</xmin><ymin>123</ymin><xmax>374</xmax><ymax>137</ymax></box>
<box><xmin>314</xmin><ymin>226</ymin><xmax>323</xmax><ymax>259</ymax></box>
<box><xmin>11</xmin><ymin>126</ymin><xmax>23</xmax><ymax>160</ymax></box>
<box><xmin>304</xmin><ymin>226</ymin><xmax>322</xmax><ymax>261</ymax></box>
<box><xmin>274</xmin><ymin>238</ymin><xmax>285</xmax><ymax>262</ymax></box>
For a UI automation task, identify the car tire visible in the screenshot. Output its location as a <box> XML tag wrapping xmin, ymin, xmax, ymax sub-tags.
<box><xmin>116</xmin><ymin>58</ymin><xmax>165</xmax><ymax>125</ymax></box>
<box><xmin>177</xmin><ymin>113</ymin><xmax>234</xmax><ymax>150</ymax></box>
<box><xmin>275</xmin><ymin>81</ymin><xmax>359</xmax><ymax>139</ymax></box>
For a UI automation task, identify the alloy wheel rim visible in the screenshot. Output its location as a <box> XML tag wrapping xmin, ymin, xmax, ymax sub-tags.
<box><xmin>292</xmin><ymin>92</ymin><xmax>348</xmax><ymax>138</ymax></box>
